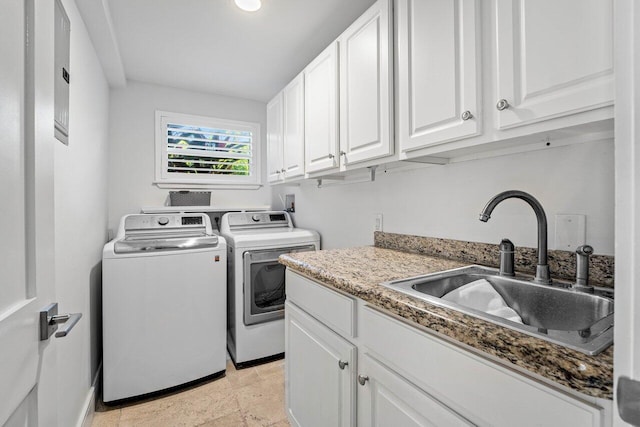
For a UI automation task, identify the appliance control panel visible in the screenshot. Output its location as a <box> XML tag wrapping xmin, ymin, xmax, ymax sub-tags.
<box><xmin>222</xmin><ymin>211</ymin><xmax>292</xmax><ymax>229</ymax></box>
<box><xmin>121</xmin><ymin>213</ymin><xmax>210</xmax><ymax>236</ymax></box>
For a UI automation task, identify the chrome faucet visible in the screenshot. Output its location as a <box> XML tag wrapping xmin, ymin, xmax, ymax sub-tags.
<box><xmin>479</xmin><ymin>190</ymin><xmax>552</xmax><ymax>285</ymax></box>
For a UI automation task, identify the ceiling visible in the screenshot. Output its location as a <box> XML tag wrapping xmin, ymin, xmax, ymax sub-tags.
<box><xmin>83</xmin><ymin>0</ymin><xmax>376</xmax><ymax>102</ymax></box>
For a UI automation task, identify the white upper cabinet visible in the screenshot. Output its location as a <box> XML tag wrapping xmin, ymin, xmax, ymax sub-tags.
<box><xmin>397</xmin><ymin>0</ymin><xmax>481</xmax><ymax>153</ymax></box>
<box><xmin>269</xmin><ymin>0</ymin><xmax>614</xmax><ymax>178</ymax></box>
<box><xmin>282</xmin><ymin>73</ymin><xmax>305</xmax><ymax>179</ymax></box>
<box><xmin>304</xmin><ymin>42</ymin><xmax>340</xmax><ymax>174</ymax></box>
<box><xmin>339</xmin><ymin>0</ymin><xmax>393</xmax><ymax>166</ymax></box>
<box><xmin>266</xmin><ymin>93</ymin><xmax>284</xmax><ymax>183</ymax></box>
<box><xmin>494</xmin><ymin>0</ymin><xmax>614</xmax><ymax>129</ymax></box>
<box><xmin>267</xmin><ymin>73</ymin><xmax>305</xmax><ymax>184</ymax></box>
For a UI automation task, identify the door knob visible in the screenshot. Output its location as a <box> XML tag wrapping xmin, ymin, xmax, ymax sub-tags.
<box><xmin>496</xmin><ymin>99</ymin><xmax>510</xmax><ymax>111</ymax></box>
<box><xmin>40</xmin><ymin>303</ymin><xmax>82</xmax><ymax>340</ymax></box>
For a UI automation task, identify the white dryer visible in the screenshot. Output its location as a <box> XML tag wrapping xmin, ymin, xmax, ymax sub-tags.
<box><xmin>102</xmin><ymin>213</ymin><xmax>227</xmax><ymax>402</ymax></box>
<box><xmin>220</xmin><ymin>211</ymin><xmax>319</xmax><ymax>366</ymax></box>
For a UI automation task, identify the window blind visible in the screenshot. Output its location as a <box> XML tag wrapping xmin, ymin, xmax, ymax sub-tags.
<box><xmin>165</xmin><ymin>122</ymin><xmax>253</xmax><ymax>176</ymax></box>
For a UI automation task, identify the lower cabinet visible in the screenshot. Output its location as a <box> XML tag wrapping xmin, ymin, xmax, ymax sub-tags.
<box><xmin>357</xmin><ymin>353</ymin><xmax>473</xmax><ymax>427</ymax></box>
<box><xmin>285</xmin><ymin>271</ymin><xmax>610</xmax><ymax>427</ymax></box>
<box><xmin>285</xmin><ymin>301</ymin><xmax>356</xmax><ymax>427</ymax></box>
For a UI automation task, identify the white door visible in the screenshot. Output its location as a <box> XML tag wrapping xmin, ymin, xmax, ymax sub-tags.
<box><xmin>1</xmin><ymin>0</ymin><xmax>57</xmax><ymax>426</ymax></box>
<box><xmin>304</xmin><ymin>42</ymin><xmax>339</xmax><ymax>174</ymax></box>
<box><xmin>494</xmin><ymin>0</ymin><xmax>614</xmax><ymax>130</ymax></box>
<box><xmin>357</xmin><ymin>353</ymin><xmax>472</xmax><ymax>427</ymax></box>
<box><xmin>266</xmin><ymin>92</ymin><xmax>284</xmax><ymax>183</ymax></box>
<box><xmin>285</xmin><ymin>302</ymin><xmax>356</xmax><ymax>427</ymax></box>
<box><xmin>339</xmin><ymin>0</ymin><xmax>393</xmax><ymax>166</ymax></box>
<box><xmin>613</xmin><ymin>1</ymin><xmax>640</xmax><ymax>425</ymax></box>
<box><xmin>282</xmin><ymin>73</ymin><xmax>305</xmax><ymax>179</ymax></box>
<box><xmin>397</xmin><ymin>0</ymin><xmax>480</xmax><ymax>153</ymax></box>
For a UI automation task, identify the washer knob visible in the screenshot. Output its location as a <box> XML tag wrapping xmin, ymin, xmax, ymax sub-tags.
<box><xmin>158</xmin><ymin>217</ymin><xmax>169</xmax><ymax>226</ymax></box>
<box><xmin>251</xmin><ymin>214</ymin><xmax>261</xmax><ymax>222</ymax></box>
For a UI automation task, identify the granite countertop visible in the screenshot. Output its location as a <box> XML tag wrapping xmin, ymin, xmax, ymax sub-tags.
<box><xmin>279</xmin><ymin>246</ymin><xmax>613</xmax><ymax>400</ymax></box>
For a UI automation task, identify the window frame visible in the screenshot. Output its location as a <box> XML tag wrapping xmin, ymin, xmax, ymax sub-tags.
<box><xmin>154</xmin><ymin>110</ymin><xmax>262</xmax><ymax>189</ymax></box>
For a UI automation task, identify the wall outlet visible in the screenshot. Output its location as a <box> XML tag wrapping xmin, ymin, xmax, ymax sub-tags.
<box><xmin>555</xmin><ymin>214</ymin><xmax>586</xmax><ymax>250</ymax></box>
<box><xmin>374</xmin><ymin>213</ymin><xmax>383</xmax><ymax>232</ymax></box>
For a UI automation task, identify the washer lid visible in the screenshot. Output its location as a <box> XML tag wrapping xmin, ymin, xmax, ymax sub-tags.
<box><xmin>113</xmin><ymin>235</ymin><xmax>220</xmax><ymax>254</ymax></box>
<box><xmin>222</xmin><ymin>228</ymin><xmax>319</xmax><ymax>248</ymax></box>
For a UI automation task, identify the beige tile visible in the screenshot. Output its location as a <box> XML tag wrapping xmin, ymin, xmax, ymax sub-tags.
<box><xmin>91</xmin><ymin>409</ymin><xmax>121</xmax><ymax>427</ymax></box>
<box><xmin>226</xmin><ymin>368</ymin><xmax>261</xmax><ymax>389</ymax></box>
<box><xmin>241</xmin><ymin>398</ymin><xmax>288</xmax><ymax>427</ymax></box>
<box><xmin>94</xmin><ymin>359</ymin><xmax>288</xmax><ymax>427</ymax></box>
<box><xmin>118</xmin><ymin>386</ymin><xmax>240</xmax><ymax>427</ymax></box>
<box><xmin>234</xmin><ymin>378</ymin><xmax>285</xmax><ymax>409</ymax></box>
<box><xmin>255</xmin><ymin>362</ymin><xmax>285</xmax><ymax>381</ymax></box>
<box><xmin>255</xmin><ymin>359</ymin><xmax>284</xmax><ymax>371</ymax></box>
<box><xmin>196</xmin><ymin>411</ymin><xmax>247</xmax><ymax>427</ymax></box>
<box><xmin>179</xmin><ymin>377</ymin><xmax>233</xmax><ymax>399</ymax></box>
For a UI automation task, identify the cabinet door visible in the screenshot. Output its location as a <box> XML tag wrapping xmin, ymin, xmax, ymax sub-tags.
<box><xmin>283</xmin><ymin>73</ymin><xmax>305</xmax><ymax>179</ymax></box>
<box><xmin>397</xmin><ymin>0</ymin><xmax>480</xmax><ymax>153</ymax></box>
<box><xmin>494</xmin><ymin>0</ymin><xmax>613</xmax><ymax>129</ymax></box>
<box><xmin>339</xmin><ymin>0</ymin><xmax>393</xmax><ymax>166</ymax></box>
<box><xmin>358</xmin><ymin>353</ymin><xmax>473</xmax><ymax>427</ymax></box>
<box><xmin>285</xmin><ymin>301</ymin><xmax>356</xmax><ymax>427</ymax></box>
<box><xmin>266</xmin><ymin>92</ymin><xmax>284</xmax><ymax>183</ymax></box>
<box><xmin>305</xmin><ymin>42</ymin><xmax>339</xmax><ymax>174</ymax></box>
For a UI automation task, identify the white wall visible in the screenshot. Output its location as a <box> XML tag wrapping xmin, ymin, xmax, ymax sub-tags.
<box><xmin>273</xmin><ymin>139</ymin><xmax>615</xmax><ymax>255</ymax></box>
<box><xmin>107</xmin><ymin>81</ymin><xmax>270</xmax><ymax>232</ymax></box>
<box><xmin>54</xmin><ymin>0</ymin><xmax>110</xmax><ymax>425</ymax></box>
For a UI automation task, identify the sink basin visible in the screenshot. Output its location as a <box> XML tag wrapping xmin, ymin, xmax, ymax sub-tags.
<box><xmin>382</xmin><ymin>265</ymin><xmax>614</xmax><ymax>355</ymax></box>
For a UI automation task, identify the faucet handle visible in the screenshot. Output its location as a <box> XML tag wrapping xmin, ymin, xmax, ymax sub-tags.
<box><xmin>499</xmin><ymin>239</ymin><xmax>515</xmax><ymax>277</ymax></box>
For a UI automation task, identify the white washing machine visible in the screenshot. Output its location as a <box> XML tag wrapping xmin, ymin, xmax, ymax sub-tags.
<box><xmin>220</xmin><ymin>211</ymin><xmax>319</xmax><ymax>366</ymax></box>
<box><xmin>102</xmin><ymin>213</ymin><xmax>227</xmax><ymax>402</ymax></box>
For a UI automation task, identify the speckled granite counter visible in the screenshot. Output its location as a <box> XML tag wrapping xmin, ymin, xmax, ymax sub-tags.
<box><xmin>279</xmin><ymin>246</ymin><xmax>613</xmax><ymax>400</ymax></box>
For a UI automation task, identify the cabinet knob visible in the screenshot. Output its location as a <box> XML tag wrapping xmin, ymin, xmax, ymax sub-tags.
<box><xmin>358</xmin><ymin>375</ymin><xmax>369</xmax><ymax>386</ymax></box>
<box><xmin>461</xmin><ymin>110</ymin><xmax>473</xmax><ymax>121</ymax></box>
<box><xmin>328</xmin><ymin>153</ymin><xmax>335</xmax><ymax>159</ymax></box>
<box><xmin>281</xmin><ymin>168</ymin><xmax>286</xmax><ymax>173</ymax></box>
<box><xmin>338</xmin><ymin>360</ymin><xmax>349</xmax><ymax>370</ymax></box>
<box><xmin>340</xmin><ymin>151</ymin><xmax>346</xmax><ymax>156</ymax></box>
<box><xmin>496</xmin><ymin>99</ymin><xmax>510</xmax><ymax>111</ymax></box>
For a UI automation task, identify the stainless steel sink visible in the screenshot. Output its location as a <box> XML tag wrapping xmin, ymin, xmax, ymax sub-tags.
<box><xmin>382</xmin><ymin>265</ymin><xmax>614</xmax><ymax>355</ymax></box>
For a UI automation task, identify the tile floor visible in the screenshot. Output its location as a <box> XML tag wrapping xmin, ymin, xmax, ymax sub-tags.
<box><xmin>91</xmin><ymin>359</ymin><xmax>290</xmax><ymax>427</ymax></box>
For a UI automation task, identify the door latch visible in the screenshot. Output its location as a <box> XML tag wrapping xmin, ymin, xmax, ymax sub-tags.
<box><xmin>39</xmin><ymin>303</ymin><xmax>82</xmax><ymax>341</ymax></box>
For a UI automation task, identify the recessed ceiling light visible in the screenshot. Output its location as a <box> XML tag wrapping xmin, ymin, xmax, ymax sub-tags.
<box><xmin>235</xmin><ymin>0</ymin><xmax>262</xmax><ymax>12</ymax></box>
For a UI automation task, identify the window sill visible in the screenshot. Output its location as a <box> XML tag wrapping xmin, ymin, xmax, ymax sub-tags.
<box><xmin>153</xmin><ymin>181</ymin><xmax>263</xmax><ymax>190</ymax></box>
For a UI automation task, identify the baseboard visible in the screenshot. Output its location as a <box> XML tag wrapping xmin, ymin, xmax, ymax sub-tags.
<box><xmin>79</xmin><ymin>362</ymin><xmax>101</xmax><ymax>427</ymax></box>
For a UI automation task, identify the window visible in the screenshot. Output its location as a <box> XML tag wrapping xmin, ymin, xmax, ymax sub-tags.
<box><xmin>155</xmin><ymin>111</ymin><xmax>261</xmax><ymax>188</ymax></box>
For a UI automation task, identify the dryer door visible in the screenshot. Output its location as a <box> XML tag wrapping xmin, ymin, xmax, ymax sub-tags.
<box><xmin>243</xmin><ymin>245</ymin><xmax>315</xmax><ymax>325</ymax></box>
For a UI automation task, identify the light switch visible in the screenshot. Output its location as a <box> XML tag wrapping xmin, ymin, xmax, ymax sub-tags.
<box><xmin>554</xmin><ymin>214</ymin><xmax>586</xmax><ymax>250</ymax></box>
